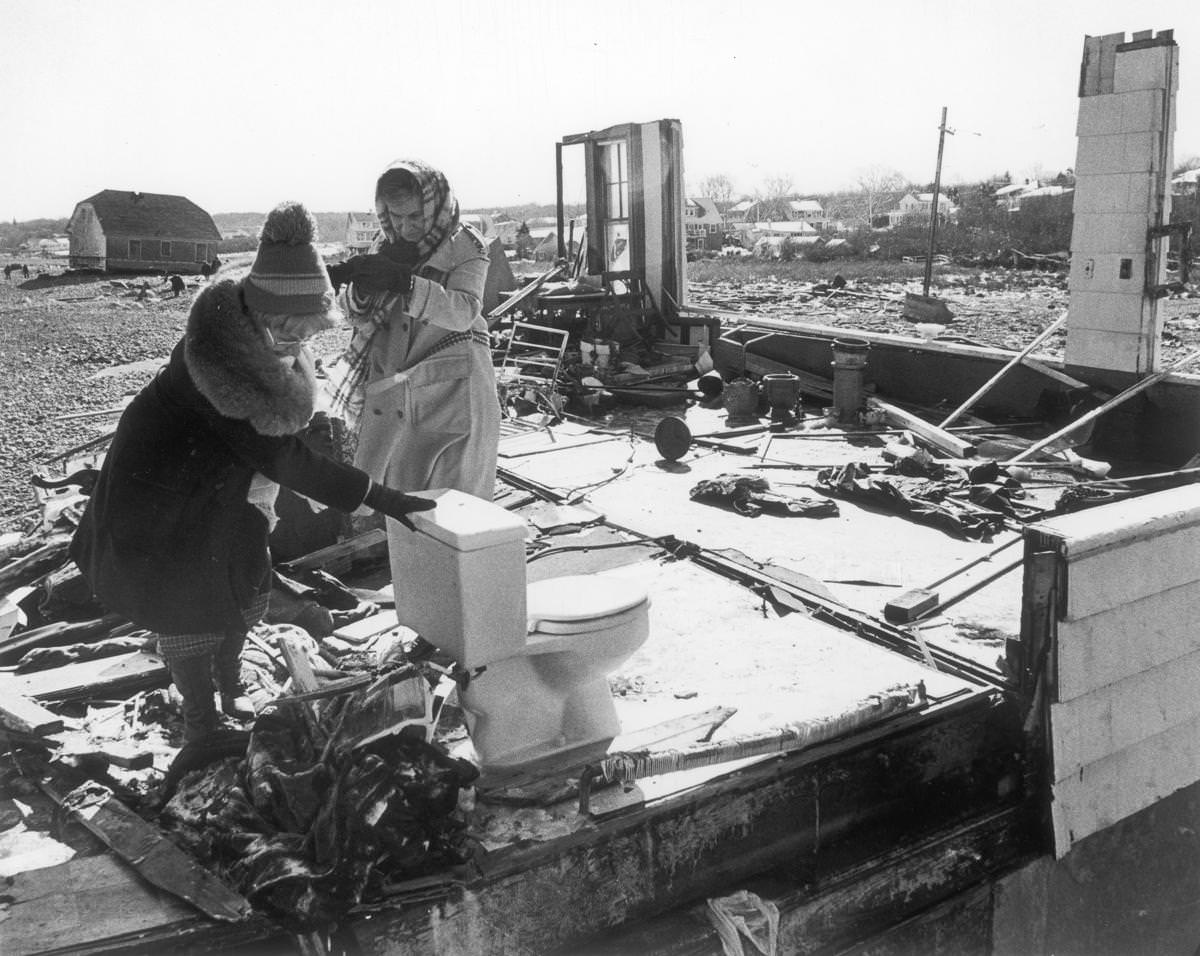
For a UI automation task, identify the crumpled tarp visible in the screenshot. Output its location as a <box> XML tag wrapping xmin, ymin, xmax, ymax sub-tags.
<box><xmin>816</xmin><ymin>462</ymin><xmax>1012</xmax><ymax>541</ymax></box>
<box><xmin>707</xmin><ymin>889</ymin><xmax>780</xmax><ymax>956</ymax></box>
<box><xmin>690</xmin><ymin>474</ymin><xmax>840</xmax><ymax>519</ymax></box>
<box><xmin>160</xmin><ymin>693</ymin><xmax>476</xmax><ymax>932</ymax></box>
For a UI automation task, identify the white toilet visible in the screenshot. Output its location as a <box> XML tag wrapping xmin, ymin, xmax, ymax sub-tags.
<box><xmin>388</xmin><ymin>489</ymin><xmax>651</xmax><ymax>771</ymax></box>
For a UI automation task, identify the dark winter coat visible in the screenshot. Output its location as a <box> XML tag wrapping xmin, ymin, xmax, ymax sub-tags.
<box><xmin>70</xmin><ymin>279</ymin><xmax>371</xmax><ymax>634</ymax></box>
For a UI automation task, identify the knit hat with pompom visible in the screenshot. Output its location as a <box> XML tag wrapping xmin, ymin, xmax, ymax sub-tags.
<box><xmin>243</xmin><ymin>201</ymin><xmax>334</xmax><ymax>315</ymax></box>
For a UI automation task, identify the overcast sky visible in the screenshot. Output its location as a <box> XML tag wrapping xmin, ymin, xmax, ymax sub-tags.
<box><xmin>1</xmin><ymin>0</ymin><xmax>1196</xmax><ymax>221</ymax></box>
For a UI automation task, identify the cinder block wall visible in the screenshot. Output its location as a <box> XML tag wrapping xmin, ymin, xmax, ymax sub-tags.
<box><xmin>1066</xmin><ymin>30</ymin><xmax>1178</xmax><ymax>373</ymax></box>
<box><xmin>1029</xmin><ymin>484</ymin><xmax>1200</xmax><ymax>855</ymax></box>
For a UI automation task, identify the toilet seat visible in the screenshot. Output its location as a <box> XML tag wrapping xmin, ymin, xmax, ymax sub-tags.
<box><xmin>526</xmin><ymin>575</ymin><xmax>649</xmax><ymax>641</ymax></box>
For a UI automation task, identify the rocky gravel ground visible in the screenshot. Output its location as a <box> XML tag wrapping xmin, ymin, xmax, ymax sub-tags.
<box><xmin>688</xmin><ymin>268</ymin><xmax>1200</xmax><ymax>363</ymax></box>
<box><xmin>2</xmin><ymin>264</ymin><xmax>1197</xmax><ymax>530</ymax></box>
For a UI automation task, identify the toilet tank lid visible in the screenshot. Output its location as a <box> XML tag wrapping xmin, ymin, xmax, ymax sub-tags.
<box><xmin>526</xmin><ymin>575</ymin><xmax>648</xmax><ymax>623</ymax></box>
<box><xmin>408</xmin><ymin>488</ymin><xmax>529</xmax><ymax>551</ymax></box>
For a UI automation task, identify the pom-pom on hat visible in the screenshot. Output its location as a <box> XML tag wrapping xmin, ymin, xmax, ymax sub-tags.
<box><xmin>243</xmin><ymin>201</ymin><xmax>335</xmax><ymax>316</ymax></box>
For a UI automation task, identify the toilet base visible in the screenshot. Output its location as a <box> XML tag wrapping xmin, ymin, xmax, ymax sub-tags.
<box><xmin>460</xmin><ymin>655</ymin><xmax>622</xmax><ymax>772</ymax></box>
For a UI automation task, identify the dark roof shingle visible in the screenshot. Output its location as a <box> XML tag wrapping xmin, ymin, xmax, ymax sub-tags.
<box><xmin>79</xmin><ymin>190</ymin><xmax>221</xmax><ymax>241</ymax></box>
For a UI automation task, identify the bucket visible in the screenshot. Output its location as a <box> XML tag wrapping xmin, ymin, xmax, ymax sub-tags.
<box><xmin>722</xmin><ymin>378</ymin><xmax>760</xmax><ymax>418</ymax></box>
<box><xmin>762</xmin><ymin>372</ymin><xmax>801</xmax><ymax>408</ymax></box>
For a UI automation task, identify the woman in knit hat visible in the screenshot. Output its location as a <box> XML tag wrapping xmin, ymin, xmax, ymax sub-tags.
<box><xmin>327</xmin><ymin>160</ymin><xmax>500</xmax><ymax>504</ymax></box>
<box><xmin>70</xmin><ymin>201</ymin><xmax>435</xmax><ymax>743</ymax></box>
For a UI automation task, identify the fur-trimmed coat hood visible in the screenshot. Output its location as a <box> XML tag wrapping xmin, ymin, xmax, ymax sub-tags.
<box><xmin>184</xmin><ymin>279</ymin><xmax>319</xmax><ymax>436</ymax></box>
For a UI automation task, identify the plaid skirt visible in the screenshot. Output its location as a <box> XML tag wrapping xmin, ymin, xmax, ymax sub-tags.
<box><xmin>156</xmin><ymin>592</ymin><xmax>270</xmax><ymax>663</ymax></box>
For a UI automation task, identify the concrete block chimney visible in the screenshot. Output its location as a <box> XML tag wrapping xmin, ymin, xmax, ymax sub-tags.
<box><xmin>1066</xmin><ymin>30</ymin><xmax>1178</xmax><ymax>374</ymax></box>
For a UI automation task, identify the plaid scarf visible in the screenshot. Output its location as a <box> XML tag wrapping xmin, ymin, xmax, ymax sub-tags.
<box><xmin>328</xmin><ymin>161</ymin><xmax>461</xmax><ymax>425</ymax></box>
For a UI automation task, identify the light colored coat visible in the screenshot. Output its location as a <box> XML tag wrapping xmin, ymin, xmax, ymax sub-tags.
<box><xmin>349</xmin><ymin>225</ymin><xmax>500</xmax><ymax>502</ymax></box>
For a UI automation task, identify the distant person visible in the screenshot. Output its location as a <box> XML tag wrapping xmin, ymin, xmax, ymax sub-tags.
<box><xmin>21</xmin><ymin>264</ymin><xmax>29</xmax><ymax>279</ymax></box>
<box><xmin>169</xmin><ymin>274</ymin><xmax>185</xmax><ymax>297</ymax></box>
<box><xmin>327</xmin><ymin>158</ymin><xmax>499</xmax><ymax>504</ymax></box>
<box><xmin>70</xmin><ymin>201</ymin><xmax>435</xmax><ymax>743</ymax></box>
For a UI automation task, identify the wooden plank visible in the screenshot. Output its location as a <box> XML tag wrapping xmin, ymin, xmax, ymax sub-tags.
<box><xmin>939</xmin><ymin>313</ymin><xmax>1068</xmax><ymax>428</ymax></box>
<box><xmin>0</xmin><ymin>614</ymin><xmax>126</xmax><ymax>666</ymax></box>
<box><xmin>0</xmin><ymin>649</ymin><xmax>168</xmax><ymax>702</ymax></box>
<box><xmin>1021</xmin><ymin>356</ymin><xmax>1088</xmax><ymax>389</ymax></box>
<box><xmin>1051</xmin><ymin>711</ymin><xmax>1200</xmax><ymax>856</ymax></box>
<box><xmin>279</xmin><ymin>528</ymin><xmax>387</xmax><ymax>576</ymax></box>
<box><xmin>0</xmin><ymin>854</ymin><xmax>200</xmax><ymax>956</ymax></box>
<box><xmin>0</xmin><ymin>692</ymin><xmax>64</xmax><ymax>736</ymax></box>
<box><xmin>841</xmin><ymin>881</ymin><xmax>993</xmax><ymax>956</ymax></box>
<box><xmin>50</xmin><ymin>782</ymin><xmax>252</xmax><ymax>922</ymax></box>
<box><xmin>0</xmin><ymin>854</ymin><xmax>281</xmax><ymax>956</ymax></box>
<box><xmin>1056</xmin><ymin>582</ymin><xmax>1200</xmax><ymax>701</ymax></box>
<box><xmin>1051</xmin><ymin>645</ymin><xmax>1200</xmax><ymax>775</ymax></box>
<box><xmin>0</xmin><ymin>535</ymin><xmax>71</xmax><ymax>592</ymax></box>
<box><xmin>871</xmin><ymin>399</ymin><xmax>976</xmax><ymax>459</ymax></box>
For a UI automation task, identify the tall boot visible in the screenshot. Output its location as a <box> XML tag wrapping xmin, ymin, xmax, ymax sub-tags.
<box><xmin>214</xmin><ymin>631</ymin><xmax>255</xmax><ymax>721</ymax></box>
<box><xmin>168</xmin><ymin>653</ymin><xmax>220</xmax><ymax>743</ymax></box>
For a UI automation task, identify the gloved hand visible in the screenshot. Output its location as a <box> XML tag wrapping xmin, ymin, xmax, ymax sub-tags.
<box><xmin>327</xmin><ymin>260</ymin><xmax>354</xmax><ymax>292</ymax></box>
<box><xmin>362</xmin><ymin>482</ymin><xmax>436</xmax><ymax>531</ymax></box>
<box><xmin>352</xmin><ymin>254</ymin><xmax>414</xmax><ymax>295</ymax></box>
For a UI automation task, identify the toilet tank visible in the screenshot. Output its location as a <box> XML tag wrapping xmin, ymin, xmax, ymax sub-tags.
<box><xmin>389</xmin><ymin>488</ymin><xmax>529</xmax><ymax>667</ymax></box>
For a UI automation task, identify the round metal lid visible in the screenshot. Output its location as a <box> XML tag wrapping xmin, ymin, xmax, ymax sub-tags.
<box><xmin>654</xmin><ymin>416</ymin><xmax>692</xmax><ymax>461</ymax></box>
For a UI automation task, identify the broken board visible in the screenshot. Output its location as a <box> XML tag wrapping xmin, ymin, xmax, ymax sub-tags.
<box><xmin>0</xmin><ymin>649</ymin><xmax>168</xmax><ymax>702</ymax></box>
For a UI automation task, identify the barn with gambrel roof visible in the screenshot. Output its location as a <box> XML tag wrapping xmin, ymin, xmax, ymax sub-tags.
<box><xmin>66</xmin><ymin>190</ymin><xmax>222</xmax><ymax>274</ymax></box>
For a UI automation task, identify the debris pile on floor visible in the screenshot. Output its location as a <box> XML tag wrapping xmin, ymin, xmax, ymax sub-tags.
<box><xmin>160</xmin><ymin>691</ymin><xmax>476</xmax><ymax>932</ymax></box>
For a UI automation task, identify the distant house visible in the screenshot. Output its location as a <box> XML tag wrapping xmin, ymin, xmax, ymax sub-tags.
<box><xmin>66</xmin><ymin>190</ymin><xmax>221</xmax><ymax>274</ymax></box>
<box><xmin>787</xmin><ymin>199</ymin><xmax>828</xmax><ymax>230</ymax></box>
<box><xmin>457</xmin><ymin>212</ymin><xmax>525</xmax><ymax>249</ymax></box>
<box><xmin>992</xmin><ymin>180</ymin><xmax>1073</xmax><ymax>212</ymax></box>
<box><xmin>887</xmin><ymin>192</ymin><xmax>957</xmax><ymax>227</ymax></box>
<box><xmin>345</xmin><ymin>212</ymin><xmax>379</xmax><ymax>255</ymax></box>
<box><xmin>38</xmin><ymin>236</ymin><xmax>70</xmax><ymax>258</ymax></box>
<box><xmin>685</xmin><ymin>197</ymin><xmax>724</xmax><ymax>252</ymax></box>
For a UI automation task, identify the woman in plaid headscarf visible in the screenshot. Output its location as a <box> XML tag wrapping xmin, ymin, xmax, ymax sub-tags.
<box><xmin>329</xmin><ymin>160</ymin><xmax>500</xmax><ymax>503</ymax></box>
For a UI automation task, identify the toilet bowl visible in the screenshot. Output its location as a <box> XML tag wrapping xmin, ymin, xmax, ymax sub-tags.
<box><xmin>388</xmin><ymin>490</ymin><xmax>651</xmax><ymax>772</ymax></box>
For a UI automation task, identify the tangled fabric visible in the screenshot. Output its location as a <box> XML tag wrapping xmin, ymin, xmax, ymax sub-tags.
<box><xmin>689</xmin><ymin>474</ymin><xmax>840</xmax><ymax>519</ymax></box>
<box><xmin>160</xmin><ymin>696</ymin><xmax>476</xmax><ymax>932</ymax></box>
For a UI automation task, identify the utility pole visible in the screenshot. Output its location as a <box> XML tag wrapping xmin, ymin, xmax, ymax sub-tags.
<box><xmin>923</xmin><ymin>106</ymin><xmax>949</xmax><ymax>297</ymax></box>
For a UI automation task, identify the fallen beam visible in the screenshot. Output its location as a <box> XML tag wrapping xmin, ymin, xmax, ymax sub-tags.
<box><xmin>939</xmin><ymin>313</ymin><xmax>1068</xmax><ymax>428</ymax></box>
<box><xmin>871</xmin><ymin>399</ymin><xmax>976</xmax><ymax>458</ymax></box>
<box><xmin>48</xmin><ymin>781</ymin><xmax>252</xmax><ymax>923</ymax></box>
<box><xmin>1009</xmin><ymin>348</ymin><xmax>1200</xmax><ymax>464</ymax></box>
<box><xmin>0</xmin><ymin>692</ymin><xmax>64</xmax><ymax>736</ymax></box>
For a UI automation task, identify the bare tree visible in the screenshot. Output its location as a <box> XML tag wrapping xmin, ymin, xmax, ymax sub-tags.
<box><xmin>847</xmin><ymin>166</ymin><xmax>909</xmax><ymax>228</ymax></box>
<box><xmin>698</xmin><ymin>174</ymin><xmax>735</xmax><ymax>206</ymax></box>
<box><xmin>763</xmin><ymin>174</ymin><xmax>794</xmax><ymax>199</ymax></box>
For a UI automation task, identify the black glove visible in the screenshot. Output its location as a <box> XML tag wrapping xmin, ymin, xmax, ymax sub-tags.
<box><xmin>362</xmin><ymin>482</ymin><xmax>436</xmax><ymax>531</ymax></box>
<box><xmin>327</xmin><ymin>260</ymin><xmax>354</xmax><ymax>292</ymax></box>
<box><xmin>352</xmin><ymin>254</ymin><xmax>414</xmax><ymax>295</ymax></box>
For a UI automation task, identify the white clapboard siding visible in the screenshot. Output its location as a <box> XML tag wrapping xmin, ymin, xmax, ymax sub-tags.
<box><xmin>1056</xmin><ymin>582</ymin><xmax>1200</xmax><ymax>702</ymax></box>
<box><xmin>1050</xmin><ymin>645</ymin><xmax>1200</xmax><ymax>774</ymax></box>
<box><xmin>1051</xmin><ymin>711</ymin><xmax>1200</xmax><ymax>852</ymax></box>
<box><xmin>1030</xmin><ymin>485</ymin><xmax>1200</xmax><ymax>856</ymax></box>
